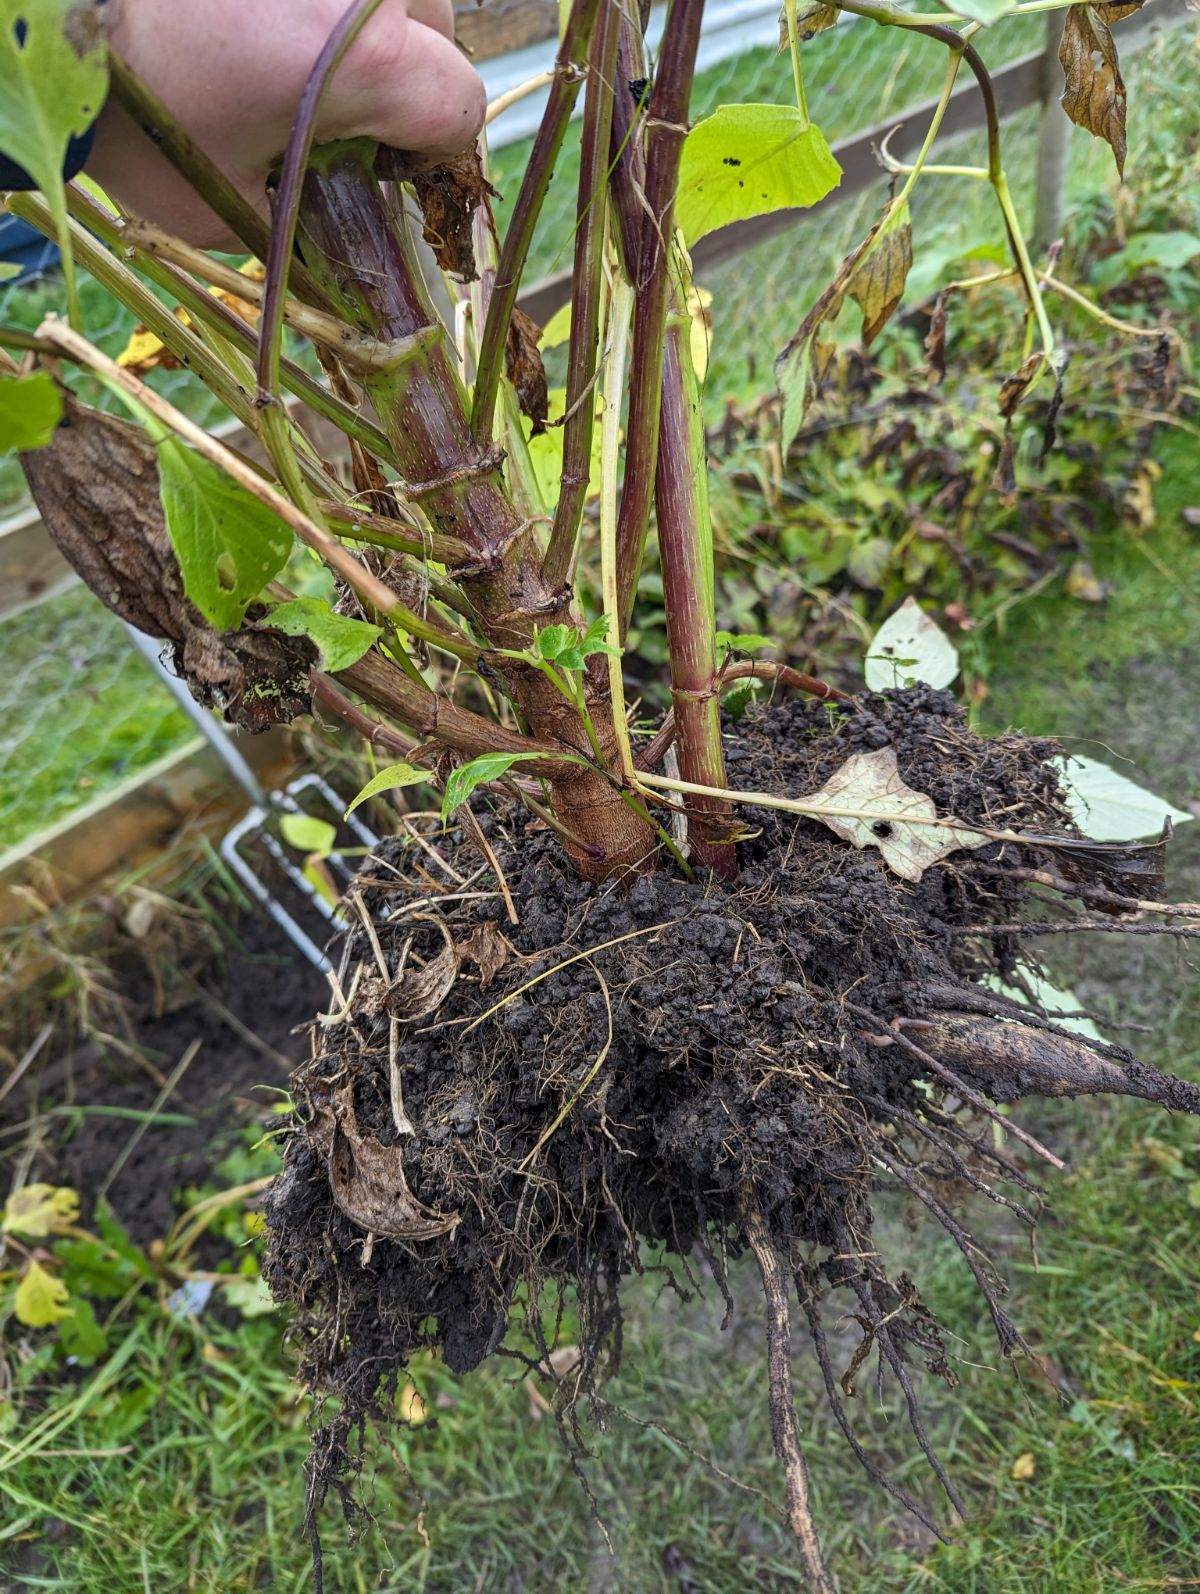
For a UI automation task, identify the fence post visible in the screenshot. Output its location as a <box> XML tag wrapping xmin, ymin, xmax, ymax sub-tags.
<box><xmin>1033</xmin><ymin>11</ymin><xmax>1070</xmax><ymax>251</ymax></box>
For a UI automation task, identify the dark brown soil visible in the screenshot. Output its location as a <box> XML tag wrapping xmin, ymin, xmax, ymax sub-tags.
<box><xmin>6</xmin><ymin>916</ymin><xmax>323</xmax><ymax>1245</ymax></box>
<box><xmin>262</xmin><ymin>687</ymin><xmax>1196</xmax><ymax>1580</ymax></box>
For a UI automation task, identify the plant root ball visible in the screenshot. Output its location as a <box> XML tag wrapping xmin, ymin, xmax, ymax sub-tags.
<box><xmin>263</xmin><ymin>687</ymin><xmax>1192</xmax><ymax>1549</ymax></box>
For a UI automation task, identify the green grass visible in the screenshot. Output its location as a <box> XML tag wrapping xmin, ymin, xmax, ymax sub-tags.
<box><xmin>0</xmin><ymin>587</ymin><xmax>194</xmax><ymax>851</ymax></box>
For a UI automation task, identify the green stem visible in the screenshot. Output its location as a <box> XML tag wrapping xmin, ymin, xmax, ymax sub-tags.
<box><xmin>542</xmin><ymin>0</ymin><xmax>621</xmax><ymax>590</ymax></box>
<box><xmin>895</xmin><ymin>50</ymin><xmax>963</xmax><ymax>204</ymax></box>
<box><xmin>470</xmin><ymin>0</ymin><xmax>604</xmax><ymax>441</ymax></box>
<box><xmin>783</xmin><ymin>0</ymin><xmax>810</xmax><ymax>124</ymax></box>
<box><xmin>992</xmin><ymin>170</ymin><xmax>1056</xmax><ymax>358</ymax></box>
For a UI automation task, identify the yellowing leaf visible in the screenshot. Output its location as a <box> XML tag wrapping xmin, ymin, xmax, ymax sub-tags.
<box><xmin>2</xmin><ymin>1182</ymin><xmax>80</xmax><ymax>1238</ymax></box>
<box><xmin>686</xmin><ymin>284</ymin><xmax>713</xmax><ymax>381</ymax></box>
<box><xmin>1059</xmin><ymin>4</ymin><xmax>1127</xmax><ymax>176</ymax></box>
<box><xmin>846</xmin><ymin>199</ymin><xmax>912</xmax><ymax>346</ymax></box>
<box><xmin>399</xmin><ymin>1382</ymin><xmax>427</xmax><ymax>1423</ymax></box>
<box><xmin>116</xmin><ymin>324</ymin><xmax>179</xmax><ymax>373</ymax></box>
<box><xmin>676</xmin><ymin>104</ymin><xmax>842</xmax><ymax>247</ymax></box>
<box><xmin>15</xmin><ymin>1259</ymin><xmax>72</xmax><ymax>1327</ymax></box>
<box><xmin>1011</xmin><ymin>1452</ymin><xmax>1037</xmax><ymax>1481</ymax></box>
<box><xmin>797</xmin><ymin>747</ymin><xmax>988</xmax><ymax>880</ymax></box>
<box><xmin>540</xmin><ymin>300</ymin><xmax>572</xmax><ymax>351</ymax></box>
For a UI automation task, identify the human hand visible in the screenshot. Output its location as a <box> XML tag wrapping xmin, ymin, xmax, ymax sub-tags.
<box><xmin>89</xmin><ymin>0</ymin><xmax>487</xmax><ymax>246</ymax></box>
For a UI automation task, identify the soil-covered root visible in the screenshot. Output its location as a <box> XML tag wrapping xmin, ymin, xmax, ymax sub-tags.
<box><xmin>263</xmin><ymin>687</ymin><xmax>1197</xmax><ymax>1584</ymax></box>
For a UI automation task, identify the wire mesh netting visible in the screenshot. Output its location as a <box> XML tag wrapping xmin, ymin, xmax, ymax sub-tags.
<box><xmin>0</xmin><ymin>589</ymin><xmax>194</xmax><ymax>849</ymax></box>
<box><xmin>0</xmin><ymin>13</ymin><xmax>1190</xmax><ymax>852</ymax></box>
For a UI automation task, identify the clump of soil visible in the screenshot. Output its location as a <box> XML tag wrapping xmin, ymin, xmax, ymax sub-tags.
<box><xmin>264</xmin><ymin>687</ymin><xmax>1196</xmax><ymax>1580</ymax></box>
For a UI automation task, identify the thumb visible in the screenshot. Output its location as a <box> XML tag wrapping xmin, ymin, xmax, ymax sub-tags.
<box><xmin>316</xmin><ymin>13</ymin><xmax>487</xmax><ymax>160</ymax></box>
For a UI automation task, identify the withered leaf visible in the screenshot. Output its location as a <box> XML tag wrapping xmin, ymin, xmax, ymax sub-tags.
<box><xmin>1091</xmin><ymin>0</ymin><xmax>1142</xmax><ymax>21</ymax></box>
<box><xmin>1058</xmin><ymin>5</ymin><xmax>1127</xmax><ymax>177</ymax></box>
<box><xmin>796</xmin><ymin>747</ymin><xmax>989</xmax><ymax>881</ymax></box>
<box><xmin>505</xmin><ymin>306</ymin><xmax>549</xmax><ymax>434</ymax></box>
<box><xmin>457</xmin><ymin>922</ymin><xmax>513</xmax><ymax>991</ymax></box>
<box><xmin>389</xmin><ymin>931</ymin><xmax>460</xmax><ymax>1021</ymax></box>
<box><xmin>846</xmin><ymin>199</ymin><xmax>912</xmax><ymax>347</ymax></box>
<box><xmin>992</xmin><ymin>421</ymin><xmax>1018</xmax><ymax>504</ymax></box>
<box><xmin>778</xmin><ymin>1</ymin><xmax>839</xmax><ymax>45</ymax></box>
<box><xmin>776</xmin><ymin>206</ymin><xmax>907</xmax><ymax>449</ymax></box>
<box><xmin>20</xmin><ymin>392</ymin><xmax>315</xmax><ymax>730</ymax></box>
<box><xmin>313</xmin><ymin>1083</ymin><xmax>460</xmax><ymax>1241</ymax></box>
<box><xmin>998</xmin><ymin>351</ymin><xmax>1045</xmax><ymax>419</ymax></box>
<box><xmin>925</xmin><ymin>289</ymin><xmax>950</xmax><ymax>384</ymax></box>
<box><xmin>408</xmin><ymin>147</ymin><xmax>497</xmax><ymax>282</ymax></box>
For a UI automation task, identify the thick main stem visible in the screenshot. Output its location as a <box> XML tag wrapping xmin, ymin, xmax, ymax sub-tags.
<box><xmin>296</xmin><ymin>147</ymin><xmax>651</xmax><ymax>878</ymax></box>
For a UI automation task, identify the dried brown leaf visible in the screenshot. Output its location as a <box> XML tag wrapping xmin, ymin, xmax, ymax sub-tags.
<box><xmin>389</xmin><ymin>939</ymin><xmax>460</xmax><ymax>1021</ymax></box>
<box><xmin>408</xmin><ymin>148</ymin><xmax>497</xmax><ymax>281</ymax></box>
<box><xmin>457</xmin><ymin>922</ymin><xmax>513</xmax><ymax>992</ymax></box>
<box><xmin>1059</xmin><ymin>5</ymin><xmax>1127</xmax><ymax>177</ymax></box>
<box><xmin>925</xmin><ymin>289</ymin><xmax>950</xmax><ymax>384</ymax></box>
<box><xmin>998</xmin><ymin>351</ymin><xmax>1045</xmax><ymax>419</ymax></box>
<box><xmin>20</xmin><ymin>392</ymin><xmax>314</xmax><ymax>730</ymax></box>
<box><xmin>505</xmin><ymin>306</ymin><xmax>549</xmax><ymax>433</ymax></box>
<box><xmin>778</xmin><ymin>0</ymin><xmax>839</xmax><ymax>46</ymax></box>
<box><xmin>312</xmin><ymin>1082</ymin><xmax>460</xmax><ymax>1241</ymax></box>
<box><xmin>797</xmin><ymin>747</ymin><xmax>988</xmax><ymax>881</ymax></box>
<box><xmin>847</xmin><ymin>199</ymin><xmax>912</xmax><ymax>347</ymax></box>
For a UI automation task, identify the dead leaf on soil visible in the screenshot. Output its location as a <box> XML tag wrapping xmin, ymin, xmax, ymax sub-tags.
<box><xmin>311</xmin><ymin>1082</ymin><xmax>460</xmax><ymax>1241</ymax></box>
<box><xmin>391</xmin><ymin>941</ymin><xmax>460</xmax><ymax>1021</ymax></box>
<box><xmin>1058</xmin><ymin>5</ymin><xmax>1127</xmax><ymax>176</ymax></box>
<box><xmin>797</xmin><ymin>747</ymin><xmax>989</xmax><ymax>881</ymax></box>
<box><xmin>457</xmin><ymin>922</ymin><xmax>514</xmax><ymax>991</ymax></box>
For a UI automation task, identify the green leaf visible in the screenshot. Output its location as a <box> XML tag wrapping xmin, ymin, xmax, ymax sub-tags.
<box><xmin>157</xmin><ymin>439</ymin><xmax>292</xmax><ymax>630</ymax></box>
<box><xmin>0</xmin><ymin>371</ymin><xmax>62</xmax><ymax>452</ymax></box>
<box><xmin>15</xmin><ymin>1259</ymin><xmax>71</xmax><ymax>1327</ymax></box>
<box><xmin>265</xmin><ymin>597</ymin><xmax>381</xmax><ymax>671</ymax></box>
<box><xmin>937</xmin><ymin>0</ymin><xmax>1017</xmax><ymax>22</ymax></box>
<box><xmin>675</xmin><ymin>105</ymin><xmax>841</xmax><ymax>248</ymax></box>
<box><xmin>344</xmin><ymin>761</ymin><xmax>430</xmax><ymax>819</ymax></box>
<box><xmin>716</xmin><ymin>631</ymin><xmax>769</xmax><ymax>652</ymax></box>
<box><xmin>580</xmin><ymin>615</ymin><xmax>620</xmax><ymax>657</ymax></box>
<box><xmin>865</xmin><ymin>598</ymin><xmax>959</xmax><ymax>691</ymax></box>
<box><xmin>441</xmin><ymin>752</ymin><xmax>544</xmax><ymax>823</ymax></box>
<box><xmin>278</xmin><ymin>813</ymin><xmax>337</xmax><ymax>857</ymax></box>
<box><xmin>1055</xmin><ymin>755</ymin><xmax>1192</xmax><ymax>841</ymax></box>
<box><xmin>533</xmin><ymin>624</ymin><xmax>574</xmax><ymax>663</ymax></box>
<box><xmin>0</xmin><ymin>261</ymin><xmax>20</xmax><ymax>281</ymax></box>
<box><xmin>58</xmin><ymin>1296</ymin><xmax>107</xmax><ymax>1363</ymax></box>
<box><xmin>0</xmin><ymin>2</ymin><xmax>109</xmax><ymax>315</ymax></box>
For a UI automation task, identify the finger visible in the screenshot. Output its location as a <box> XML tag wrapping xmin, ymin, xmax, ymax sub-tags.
<box><xmin>319</xmin><ymin>20</ymin><xmax>486</xmax><ymax>158</ymax></box>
